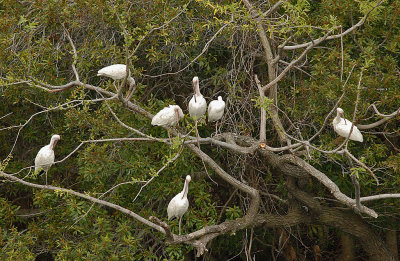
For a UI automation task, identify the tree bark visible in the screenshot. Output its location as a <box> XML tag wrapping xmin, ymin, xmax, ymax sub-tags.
<box><xmin>386</xmin><ymin>230</ymin><xmax>399</xmax><ymax>261</ymax></box>
<box><xmin>337</xmin><ymin>233</ymin><xmax>355</xmax><ymax>261</ymax></box>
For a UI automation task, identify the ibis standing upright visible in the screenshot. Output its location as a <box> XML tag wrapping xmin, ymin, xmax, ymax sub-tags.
<box><xmin>167</xmin><ymin>175</ymin><xmax>191</xmax><ymax>235</ymax></box>
<box><xmin>97</xmin><ymin>64</ymin><xmax>136</xmax><ymax>97</ymax></box>
<box><xmin>208</xmin><ymin>96</ymin><xmax>225</xmax><ymax>134</ymax></box>
<box><xmin>332</xmin><ymin>107</ymin><xmax>363</xmax><ymax>142</ymax></box>
<box><xmin>188</xmin><ymin>76</ymin><xmax>207</xmax><ymax>146</ymax></box>
<box><xmin>35</xmin><ymin>134</ymin><xmax>61</xmax><ymax>185</ymax></box>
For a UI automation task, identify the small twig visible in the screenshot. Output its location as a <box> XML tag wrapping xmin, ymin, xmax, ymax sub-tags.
<box><xmin>143</xmin><ymin>15</ymin><xmax>234</xmax><ymax>78</ymax></box>
<box><xmin>132</xmin><ymin>147</ymin><xmax>184</xmax><ymax>203</ymax></box>
<box><xmin>345</xmin><ymin>149</ymin><xmax>379</xmax><ymax>185</ymax></box>
<box><xmin>254</xmin><ymin>74</ymin><xmax>266</xmax><ymax>141</ymax></box>
<box><xmin>63</xmin><ymin>27</ymin><xmax>80</xmax><ymax>82</ymax></box>
<box><xmin>282</xmin><ymin>1</ymin><xmax>384</xmax><ymax>50</ymax></box>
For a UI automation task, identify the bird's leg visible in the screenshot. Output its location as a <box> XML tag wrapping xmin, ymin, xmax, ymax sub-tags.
<box><xmin>195</xmin><ymin>120</ymin><xmax>200</xmax><ymax>148</ymax></box>
<box><xmin>45</xmin><ymin>171</ymin><xmax>48</xmax><ymax>186</ymax></box>
<box><xmin>215</xmin><ymin>121</ymin><xmax>218</xmax><ymax>135</ymax></box>
<box><xmin>113</xmin><ymin>81</ymin><xmax>119</xmax><ymax>92</ymax></box>
<box><xmin>178</xmin><ymin>216</ymin><xmax>182</xmax><ymax>235</ymax></box>
<box><xmin>167</xmin><ymin>131</ymin><xmax>171</xmax><ymax>142</ymax></box>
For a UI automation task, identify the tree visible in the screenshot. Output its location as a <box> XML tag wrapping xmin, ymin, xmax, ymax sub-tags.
<box><xmin>1</xmin><ymin>0</ymin><xmax>399</xmax><ymax>260</ymax></box>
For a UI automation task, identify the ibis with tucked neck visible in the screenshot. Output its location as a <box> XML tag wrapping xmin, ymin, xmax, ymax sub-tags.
<box><xmin>35</xmin><ymin>134</ymin><xmax>61</xmax><ymax>185</ymax></box>
<box><xmin>208</xmin><ymin>96</ymin><xmax>225</xmax><ymax>134</ymax></box>
<box><xmin>332</xmin><ymin>108</ymin><xmax>363</xmax><ymax>142</ymax></box>
<box><xmin>151</xmin><ymin>105</ymin><xmax>184</xmax><ymax>127</ymax></box>
<box><xmin>97</xmin><ymin>64</ymin><xmax>136</xmax><ymax>97</ymax></box>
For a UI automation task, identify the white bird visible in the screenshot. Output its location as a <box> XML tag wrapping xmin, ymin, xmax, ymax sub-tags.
<box><xmin>151</xmin><ymin>105</ymin><xmax>184</xmax><ymax>127</ymax></box>
<box><xmin>97</xmin><ymin>64</ymin><xmax>136</xmax><ymax>97</ymax></box>
<box><xmin>34</xmin><ymin>134</ymin><xmax>61</xmax><ymax>185</ymax></box>
<box><xmin>189</xmin><ymin>77</ymin><xmax>207</xmax><ymax>119</ymax></box>
<box><xmin>208</xmin><ymin>96</ymin><xmax>225</xmax><ymax>134</ymax></box>
<box><xmin>167</xmin><ymin>175</ymin><xmax>191</xmax><ymax>235</ymax></box>
<box><xmin>188</xmin><ymin>76</ymin><xmax>207</xmax><ymax>147</ymax></box>
<box><xmin>332</xmin><ymin>108</ymin><xmax>363</xmax><ymax>142</ymax></box>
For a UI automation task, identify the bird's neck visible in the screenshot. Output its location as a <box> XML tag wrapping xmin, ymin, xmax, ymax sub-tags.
<box><xmin>49</xmin><ymin>140</ymin><xmax>57</xmax><ymax>150</ymax></box>
<box><xmin>194</xmin><ymin>82</ymin><xmax>201</xmax><ymax>97</ymax></box>
<box><xmin>181</xmin><ymin>181</ymin><xmax>189</xmax><ymax>199</ymax></box>
<box><xmin>333</xmin><ymin>114</ymin><xmax>341</xmax><ymax>125</ymax></box>
<box><xmin>127</xmin><ymin>76</ymin><xmax>135</xmax><ymax>85</ymax></box>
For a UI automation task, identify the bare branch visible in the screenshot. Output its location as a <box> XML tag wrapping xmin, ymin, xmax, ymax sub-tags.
<box><xmin>360</xmin><ymin>194</ymin><xmax>400</xmax><ymax>202</ymax></box>
<box><xmin>282</xmin><ymin>1</ymin><xmax>384</xmax><ymax>50</ymax></box>
<box><xmin>357</xmin><ymin>104</ymin><xmax>400</xmax><ymax>130</ymax></box>
<box><xmin>262</xmin><ymin>30</ymin><xmax>333</xmax><ymax>92</ymax></box>
<box><xmin>63</xmin><ymin>28</ymin><xmax>80</xmax><ymax>82</ymax></box>
<box><xmin>254</xmin><ymin>74</ymin><xmax>266</xmax><ymax>141</ymax></box>
<box><xmin>143</xmin><ymin>15</ymin><xmax>234</xmax><ymax>78</ymax></box>
<box><xmin>279</xmin><ymin>155</ymin><xmax>378</xmax><ymax>218</ymax></box>
<box><xmin>0</xmin><ymin>170</ymin><xmax>165</xmax><ymax>233</ymax></box>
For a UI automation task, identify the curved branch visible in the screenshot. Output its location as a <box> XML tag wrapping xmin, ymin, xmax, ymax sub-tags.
<box><xmin>282</xmin><ymin>1</ymin><xmax>384</xmax><ymax>50</ymax></box>
<box><xmin>280</xmin><ymin>155</ymin><xmax>378</xmax><ymax>218</ymax></box>
<box><xmin>357</xmin><ymin>105</ymin><xmax>400</xmax><ymax>130</ymax></box>
<box><xmin>0</xmin><ymin>170</ymin><xmax>165</xmax><ymax>233</ymax></box>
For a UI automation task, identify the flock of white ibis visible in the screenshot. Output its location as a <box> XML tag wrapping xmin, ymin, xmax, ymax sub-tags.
<box><xmin>33</xmin><ymin>64</ymin><xmax>363</xmax><ymax>234</ymax></box>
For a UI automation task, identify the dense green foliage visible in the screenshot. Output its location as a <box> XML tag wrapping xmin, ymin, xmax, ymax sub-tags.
<box><xmin>0</xmin><ymin>0</ymin><xmax>399</xmax><ymax>260</ymax></box>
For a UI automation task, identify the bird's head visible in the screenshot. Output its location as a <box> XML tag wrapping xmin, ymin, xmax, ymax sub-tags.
<box><xmin>185</xmin><ymin>175</ymin><xmax>191</xmax><ymax>183</ymax></box>
<box><xmin>192</xmin><ymin>76</ymin><xmax>200</xmax><ymax>97</ymax></box>
<box><xmin>192</xmin><ymin>76</ymin><xmax>199</xmax><ymax>86</ymax></box>
<box><xmin>50</xmin><ymin>134</ymin><xmax>61</xmax><ymax>149</ymax></box>
<box><xmin>337</xmin><ymin>107</ymin><xmax>344</xmax><ymax>116</ymax></box>
<box><xmin>173</xmin><ymin>106</ymin><xmax>184</xmax><ymax>122</ymax></box>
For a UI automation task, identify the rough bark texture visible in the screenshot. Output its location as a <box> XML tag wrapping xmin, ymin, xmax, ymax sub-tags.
<box><xmin>337</xmin><ymin>233</ymin><xmax>355</xmax><ymax>261</ymax></box>
<box><xmin>386</xmin><ymin>231</ymin><xmax>399</xmax><ymax>261</ymax></box>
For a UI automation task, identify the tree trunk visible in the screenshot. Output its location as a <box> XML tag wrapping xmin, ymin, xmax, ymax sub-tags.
<box><xmin>278</xmin><ymin>229</ymin><xmax>297</xmax><ymax>261</ymax></box>
<box><xmin>337</xmin><ymin>233</ymin><xmax>354</xmax><ymax>261</ymax></box>
<box><xmin>319</xmin><ymin>209</ymin><xmax>395</xmax><ymax>261</ymax></box>
<box><xmin>386</xmin><ymin>230</ymin><xmax>399</xmax><ymax>261</ymax></box>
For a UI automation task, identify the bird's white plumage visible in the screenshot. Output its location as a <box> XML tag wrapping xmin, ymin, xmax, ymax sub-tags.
<box><xmin>151</xmin><ymin>105</ymin><xmax>184</xmax><ymax>127</ymax></box>
<box><xmin>332</xmin><ymin>108</ymin><xmax>363</xmax><ymax>142</ymax></box>
<box><xmin>208</xmin><ymin>96</ymin><xmax>225</xmax><ymax>122</ymax></box>
<box><xmin>34</xmin><ymin>134</ymin><xmax>60</xmax><ymax>173</ymax></box>
<box><xmin>189</xmin><ymin>76</ymin><xmax>207</xmax><ymax>119</ymax></box>
<box><xmin>167</xmin><ymin>175</ymin><xmax>191</xmax><ymax>221</ymax></box>
<box><xmin>97</xmin><ymin>64</ymin><xmax>129</xmax><ymax>80</ymax></box>
<box><xmin>97</xmin><ymin>64</ymin><xmax>135</xmax><ymax>86</ymax></box>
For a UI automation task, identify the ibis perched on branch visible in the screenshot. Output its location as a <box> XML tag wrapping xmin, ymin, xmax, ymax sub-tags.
<box><xmin>332</xmin><ymin>108</ymin><xmax>363</xmax><ymax>142</ymax></box>
<box><xmin>167</xmin><ymin>175</ymin><xmax>191</xmax><ymax>235</ymax></box>
<box><xmin>34</xmin><ymin>134</ymin><xmax>60</xmax><ymax>185</ymax></box>
<box><xmin>188</xmin><ymin>76</ymin><xmax>206</xmax><ymax>147</ymax></box>
<box><xmin>97</xmin><ymin>64</ymin><xmax>136</xmax><ymax>96</ymax></box>
<box><xmin>151</xmin><ymin>105</ymin><xmax>184</xmax><ymax>127</ymax></box>
<box><xmin>151</xmin><ymin>105</ymin><xmax>184</xmax><ymax>140</ymax></box>
<box><xmin>208</xmin><ymin>96</ymin><xmax>225</xmax><ymax>134</ymax></box>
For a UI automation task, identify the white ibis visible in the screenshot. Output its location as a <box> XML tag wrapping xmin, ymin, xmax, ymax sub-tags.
<box><xmin>167</xmin><ymin>175</ymin><xmax>191</xmax><ymax>235</ymax></box>
<box><xmin>151</xmin><ymin>105</ymin><xmax>184</xmax><ymax>127</ymax></box>
<box><xmin>97</xmin><ymin>64</ymin><xmax>136</xmax><ymax>96</ymax></box>
<box><xmin>151</xmin><ymin>105</ymin><xmax>184</xmax><ymax>140</ymax></box>
<box><xmin>34</xmin><ymin>134</ymin><xmax>61</xmax><ymax>185</ymax></box>
<box><xmin>188</xmin><ymin>76</ymin><xmax>206</xmax><ymax>146</ymax></box>
<box><xmin>332</xmin><ymin>108</ymin><xmax>363</xmax><ymax>142</ymax></box>
<box><xmin>208</xmin><ymin>96</ymin><xmax>225</xmax><ymax>134</ymax></box>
